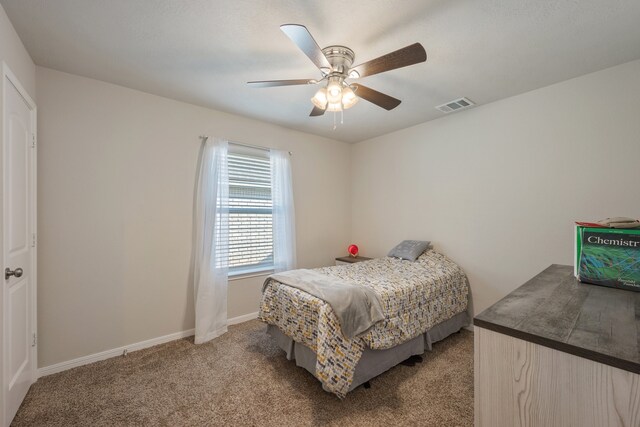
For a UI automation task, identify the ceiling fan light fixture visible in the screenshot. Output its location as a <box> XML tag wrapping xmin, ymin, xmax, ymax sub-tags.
<box><xmin>341</xmin><ymin>86</ymin><xmax>359</xmax><ymax>109</ymax></box>
<box><xmin>326</xmin><ymin>78</ymin><xmax>343</xmax><ymax>104</ymax></box>
<box><xmin>311</xmin><ymin>87</ymin><xmax>328</xmax><ymax>109</ymax></box>
<box><xmin>326</xmin><ymin>102</ymin><xmax>343</xmax><ymax>112</ymax></box>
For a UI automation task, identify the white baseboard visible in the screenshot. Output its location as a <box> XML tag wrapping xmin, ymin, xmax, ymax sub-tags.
<box><xmin>37</xmin><ymin>329</ymin><xmax>195</xmax><ymax>378</ymax></box>
<box><xmin>38</xmin><ymin>311</ymin><xmax>259</xmax><ymax>378</ymax></box>
<box><xmin>228</xmin><ymin>311</ymin><xmax>258</xmax><ymax>325</ymax></box>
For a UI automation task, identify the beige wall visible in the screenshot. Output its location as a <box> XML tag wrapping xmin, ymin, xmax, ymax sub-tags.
<box><xmin>36</xmin><ymin>67</ymin><xmax>351</xmax><ymax>367</ymax></box>
<box><xmin>0</xmin><ymin>4</ymin><xmax>35</xmax><ymax>100</ymax></box>
<box><xmin>351</xmin><ymin>59</ymin><xmax>640</xmax><ymax>318</ymax></box>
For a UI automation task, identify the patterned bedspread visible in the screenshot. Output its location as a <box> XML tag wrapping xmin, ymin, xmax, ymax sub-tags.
<box><xmin>258</xmin><ymin>250</ymin><xmax>469</xmax><ymax>398</ymax></box>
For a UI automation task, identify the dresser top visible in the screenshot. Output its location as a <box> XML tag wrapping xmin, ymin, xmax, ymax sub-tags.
<box><xmin>474</xmin><ymin>264</ymin><xmax>640</xmax><ymax>374</ymax></box>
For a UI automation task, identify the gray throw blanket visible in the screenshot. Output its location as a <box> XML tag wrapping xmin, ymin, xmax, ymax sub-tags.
<box><xmin>264</xmin><ymin>269</ymin><xmax>384</xmax><ymax>339</ymax></box>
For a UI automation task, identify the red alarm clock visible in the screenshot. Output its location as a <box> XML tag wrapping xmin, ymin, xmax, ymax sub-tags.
<box><xmin>348</xmin><ymin>244</ymin><xmax>359</xmax><ymax>257</ymax></box>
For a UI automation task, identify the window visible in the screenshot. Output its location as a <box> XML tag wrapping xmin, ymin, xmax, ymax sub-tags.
<box><xmin>227</xmin><ymin>146</ymin><xmax>273</xmax><ymax>276</ymax></box>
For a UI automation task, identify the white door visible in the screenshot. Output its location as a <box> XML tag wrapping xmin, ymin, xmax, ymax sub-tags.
<box><xmin>2</xmin><ymin>67</ymin><xmax>36</xmax><ymax>426</ymax></box>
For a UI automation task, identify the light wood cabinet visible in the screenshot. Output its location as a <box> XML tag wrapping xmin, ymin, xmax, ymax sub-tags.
<box><xmin>475</xmin><ymin>327</ymin><xmax>640</xmax><ymax>427</ymax></box>
<box><xmin>474</xmin><ymin>265</ymin><xmax>640</xmax><ymax>427</ymax></box>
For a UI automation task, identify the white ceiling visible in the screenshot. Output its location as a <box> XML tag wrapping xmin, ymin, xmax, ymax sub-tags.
<box><xmin>3</xmin><ymin>0</ymin><xmax>640</xmax><ymax>143</ymax></box>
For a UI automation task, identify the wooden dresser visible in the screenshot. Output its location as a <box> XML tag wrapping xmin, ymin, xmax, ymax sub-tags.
<box><xmin>474</xmin><ymin>264</ymin><xmax>640</xmax><ymax>427</ymax></box>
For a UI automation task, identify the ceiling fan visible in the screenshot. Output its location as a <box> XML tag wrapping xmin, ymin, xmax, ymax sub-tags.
<box><xmin>248</xmin><ymin>24</ymin><xmax>427</xmax><ymax>117</ymax></box>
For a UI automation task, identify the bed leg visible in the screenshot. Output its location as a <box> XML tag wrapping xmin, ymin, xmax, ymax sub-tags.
<box><xmin>400</xmin><ymin>355</ymin><xmax>424</xmax><ymax>366</ymax></box>
<box><xmin>363</xmin><ymin>381</ymin><xmax>371</xmax><ymax>389</ymax></box>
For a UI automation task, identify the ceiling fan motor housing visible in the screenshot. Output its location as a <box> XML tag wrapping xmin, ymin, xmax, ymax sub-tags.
<box><xmin>321</xmin><ymin>46</ymin><xmax>355</xmax><ymax>77</ymax></box>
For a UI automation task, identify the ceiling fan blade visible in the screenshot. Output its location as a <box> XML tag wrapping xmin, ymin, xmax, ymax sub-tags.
<box><xmin>352</xmin><ymin>84</ymin><xmax>401</xmax><ymax>110</ymax></box>
<box><xmin>310</xmin><ymin>106</ymin><xmax>326</xmax><ymax>116</ymax></box>
<box><xmin>280</xmin><ymin>24</ymin><xmax>332</xmax><ymax>70</ymax></box>
<box><xmin>349</xmin><ymin>43</ymin><xmax>426</xmax><ymax>78</ymax></box>
<box><xmin>247</xmin><ymin>79</ymin><xmax>315</xmax><ymax>88</ymax></box>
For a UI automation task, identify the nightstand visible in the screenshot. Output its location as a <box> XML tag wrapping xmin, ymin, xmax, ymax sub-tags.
<box><xmin>335</xmin><ymin>256</ymin><xmax>372</xmax><ymax>266</ymax></box>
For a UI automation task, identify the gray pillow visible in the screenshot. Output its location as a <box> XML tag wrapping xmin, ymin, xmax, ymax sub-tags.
<box><xmin>388</xmin><ymin>240</ymin><xmax>431</xmax><ymax>261</ymax></box>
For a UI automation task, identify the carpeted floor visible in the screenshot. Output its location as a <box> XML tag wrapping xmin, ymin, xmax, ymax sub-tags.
<box><xmin>12</xmin><ymin>320</ymin><xmax>474</xmax><ymax>426</ymax></box>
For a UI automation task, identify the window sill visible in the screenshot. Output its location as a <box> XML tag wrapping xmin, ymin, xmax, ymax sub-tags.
<box><xmin>228</xmin><ymin>267</ymin><xmax>273</xmax><ymax>281</ymax></box>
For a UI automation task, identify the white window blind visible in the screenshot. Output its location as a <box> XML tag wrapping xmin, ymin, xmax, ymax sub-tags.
<box><xmin>227</xmin><ymin>148</ymin><xmax>273</xmax><ymax>275</ymax></box>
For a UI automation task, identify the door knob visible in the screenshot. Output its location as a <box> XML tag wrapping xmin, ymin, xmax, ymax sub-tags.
<box><xmin>5</xmin><ymin>267</ymin><xmax>23</xmax><ymax>280</ymax></box>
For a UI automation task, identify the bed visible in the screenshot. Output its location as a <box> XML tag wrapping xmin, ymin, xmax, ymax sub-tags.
<box><xmin>258</xmin><ymin>249</ymin><xmax>470</xmax><ymax>398</ymax></box>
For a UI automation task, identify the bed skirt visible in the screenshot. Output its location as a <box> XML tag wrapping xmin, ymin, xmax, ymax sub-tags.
<box><xmin>266</xmin><ymin>310</ymin><xmax>470</xmax><ymax>392</ymax></box>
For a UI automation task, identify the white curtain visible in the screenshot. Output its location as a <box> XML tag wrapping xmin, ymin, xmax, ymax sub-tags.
<box><xmin>271</xmin><ymin>150</ymin><xmax>297</xmax><ymax>272</ymax></box>
<box><xmin>192</xmin><ymin>137</ymin><xmax>229</xmax><ymax>344</ymax></box>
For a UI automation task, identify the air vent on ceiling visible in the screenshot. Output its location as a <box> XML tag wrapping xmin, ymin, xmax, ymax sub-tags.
<box><xmin>435</xmin><ymin>97</ymin><xmax>475</xmax><ymax>114</ymax></box>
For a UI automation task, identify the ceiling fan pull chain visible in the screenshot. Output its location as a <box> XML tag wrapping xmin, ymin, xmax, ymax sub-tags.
<box><xmin>333</xmin><ymin>112</ymin><xmax>337</xmax><ymax>130</ymax></box>
<box><xmin>341</xmin><ymin>109</ymin><xmax>344</xmax><ymax>125</ymax></box>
